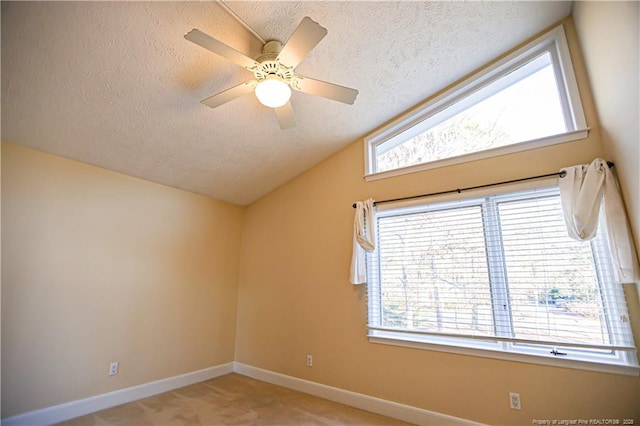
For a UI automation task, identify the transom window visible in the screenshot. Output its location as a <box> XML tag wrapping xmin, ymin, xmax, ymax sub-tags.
<box><xmin>364</xmin><ymin>25</ymin><xmax>588</xmax><ymax>180</ymax></box>
<box><xmin>367</xmin><ymin>185</ymin><xmax>637</xmax><ymax>373</ymax></box>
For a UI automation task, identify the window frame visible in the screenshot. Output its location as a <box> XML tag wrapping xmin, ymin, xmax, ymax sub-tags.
<box><xmin>366</xmin><ymin>180</ymin><xmax>639</xmax><ymax>376</ymax></box>
<box><xmin>364</xmin><ymin>25</ymin><xmax>589</xmax><ymax>181</ymax></box>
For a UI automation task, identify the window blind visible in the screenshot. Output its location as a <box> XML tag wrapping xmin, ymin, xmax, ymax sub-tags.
<box><xmin>367</xmin><ymin>187</ymin><xmax>635</xmax><ymax>354</ymax></box>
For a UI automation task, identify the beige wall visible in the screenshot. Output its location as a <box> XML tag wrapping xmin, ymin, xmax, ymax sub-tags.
<box><xmin>235</xmin><ymin>18</ymin><xmax>640</xmax><ymax>424</ymax></box>
<box><xmin>1</xmin><ymin>143</ymin><xmax>243</xmax><ymax>417</ymax></box>
<box><xmin>573</xmin><ymin>1</ymin><xmax>640</xmax><ymax>286</ymax></box>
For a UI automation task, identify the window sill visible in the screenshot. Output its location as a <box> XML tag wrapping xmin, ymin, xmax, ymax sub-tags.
<box><xmin>364</xmin><ymin>128</ymin><xmax>589</xmax><ymax>182</ymax></box>
<box><xmin>368</xmin><ymin>332</ymin><xmax>639</xmax><ymax>377</ymax></box>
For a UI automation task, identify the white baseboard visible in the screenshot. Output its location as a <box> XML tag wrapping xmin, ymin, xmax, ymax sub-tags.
<box><xmin>1</xmin><ymin>362</ymin><xmax>234</xmax><ymax>426</ymax></box>
<box><xmin>233</xmin><ymin>362</ymin><xmax>480</xmax><ymax>426</ymax></box>
<box><xmin>3</xmin><ymin>361</ymin><xmax>479</xmax><ymax>426</ymax></box>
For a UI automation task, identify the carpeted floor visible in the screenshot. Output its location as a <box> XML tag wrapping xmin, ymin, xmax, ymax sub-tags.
<box><xmin>56</xmin><ymin>373</ymin><xmax>413</xmax><ymax>425</ymax></box>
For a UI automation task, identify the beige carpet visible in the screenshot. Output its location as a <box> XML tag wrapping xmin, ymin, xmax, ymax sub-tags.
<box><xmin>56</xmin><ymin>373</ymin><xmax>413</xmax><ymax>425</ymax></box>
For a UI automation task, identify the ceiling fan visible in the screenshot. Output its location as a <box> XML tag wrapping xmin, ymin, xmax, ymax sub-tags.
<box><xmin>185</xmin><ymin>16</ymin><xmax>359</xmax><ymax>129</ymax></box>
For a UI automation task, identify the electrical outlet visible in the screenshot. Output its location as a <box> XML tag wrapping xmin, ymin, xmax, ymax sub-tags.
<box><xmin>306</xmin><ymin>355</ymin><xmax>313</xmax><ymax>367</ymax></box>
<box><xmin>509</xmin><ymin>392</ymin><xmax>521</xmax><ymax>410</ymax></box>
<box><xmin>109</xmin><ymin>362</ymin><xmax>119</xmax><ymax>376</ymax></box>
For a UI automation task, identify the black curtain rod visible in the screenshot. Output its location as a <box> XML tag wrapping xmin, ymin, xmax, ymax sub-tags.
<box><xmin>352</xmin><ymin>161</ymin><xmax>614</xmax><ymax>208</ymax></box>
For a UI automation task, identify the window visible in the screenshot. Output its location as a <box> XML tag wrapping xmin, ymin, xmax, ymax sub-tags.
<box><xmin>367</xmin><ymin>185</ymin><xmax>637</xmax><ymax>374</ymax></box>
<box><xmin>364</xmin><ymin>25</ymin><xmax>588</xmax><ymax>180</ymax></box>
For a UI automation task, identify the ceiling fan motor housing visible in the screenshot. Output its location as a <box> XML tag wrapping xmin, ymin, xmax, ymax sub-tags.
<box><xmin>253</xmin><ymin>41</ymin><xmax>295</xmax><ymax>85</ymax></box>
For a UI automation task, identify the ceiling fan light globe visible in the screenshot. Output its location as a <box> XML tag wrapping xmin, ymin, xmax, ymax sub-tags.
<box><xmin>255</xmin><ymin>77</ymin><xmax>291</xmax><ymax>108</ymax></box>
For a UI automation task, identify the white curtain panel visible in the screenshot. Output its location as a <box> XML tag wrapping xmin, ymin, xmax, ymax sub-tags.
<box><xmin>559</xmin><ymin>158</ymin><xmax>640</xmax><ymax>283</ymax></box>
<box><xmin>350</xmin><ymin>198</ymin><xmax>375</xmax><ymax>285</ymax></box>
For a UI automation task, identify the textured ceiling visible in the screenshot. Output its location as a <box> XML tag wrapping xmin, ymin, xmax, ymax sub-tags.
<box><xmin>1</xmin><ymin>1</ymin><xmax>572</xmax><ymax>205</ymax></box>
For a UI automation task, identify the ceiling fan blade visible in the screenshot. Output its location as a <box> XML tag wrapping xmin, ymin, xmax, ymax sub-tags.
<box><xmin>274</xmin><ymin>102</ymin><xmax>296</xmax><ymax>129</ymax></box>
<box><xmin>201</xmin><ymin>81</ymin><xmax>257</xmax><ymax>108</ymax></box>
<box><xmin>276</xmin><ymin>17</ymin><xmax>327</xmax><ymax>68</ymax></box>
<box><xmin>294</xmin><ymin>76</ymin><xmax>359</xmax><ymax>105</ymax></box>
<box><xmin>185</xmin><ymin>29</ymin><xmax>258</xmax><ymax>69</ymax></box>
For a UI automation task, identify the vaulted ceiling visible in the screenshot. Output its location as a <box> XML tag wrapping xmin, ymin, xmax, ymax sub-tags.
<box><xmin>1</xmin><ymin>1</ymin><xmax>572</xmax><ymax>205</ymax></box>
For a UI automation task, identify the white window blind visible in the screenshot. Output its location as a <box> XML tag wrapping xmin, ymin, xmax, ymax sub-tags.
<box><xmin>367</xmin><ymin>186</ymin><xmax>636</xmax><ymax>368</ymax></box>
